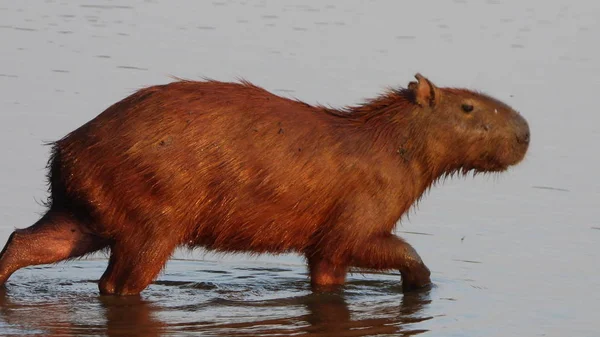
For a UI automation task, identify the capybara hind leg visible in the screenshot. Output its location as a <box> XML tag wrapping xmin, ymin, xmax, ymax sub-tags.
<box><xmin>349</xmin><ymin>235</ymin><xmax>431</xmax><ymax>292</ymax></box>
<box><xmin>307</xmin><ymin>255</ymin><xmax>348</xmax><ymax>290</ymax></box>
<box><xmin>99</xmin><ymin>239</ymin><xmax>177</xmax><ymax>296</ymax></box>
<box><xmin>0</xmin><ymin>211</ymin><xmax>108</xmax><ymax>285</ymax></box>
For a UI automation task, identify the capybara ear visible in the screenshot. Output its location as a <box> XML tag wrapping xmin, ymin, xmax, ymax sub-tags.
<box><xmin>408</xmin><ymin>73</ymin><xmax>439</xmax><ymax>108</ymax></box>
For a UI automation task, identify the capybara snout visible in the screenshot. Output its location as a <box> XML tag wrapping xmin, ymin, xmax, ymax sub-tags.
<box><xmin>513</xmin><ymin>113</ymin><xmax>531</xmax><ymax>145</ymax></box>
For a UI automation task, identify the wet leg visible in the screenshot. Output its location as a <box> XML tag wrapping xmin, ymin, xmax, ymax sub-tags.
<box><xmin>0</xmin><ymin>211</ymin><xmax>108</xmax><ymax>285</ymax></box>
<box><xmin>307</xmin><ymin>255</ymin><xmax>348</xmax><ymax>291</ymax></box>
<box><xmin>99</xmin><ymin>237</ymin><xmax>178</xmax><ymax>296</ymax></box>
<box><xmin>348</xmin><ymin>234</ymin><xmax>431</xmax><ymax>292</ymax></box>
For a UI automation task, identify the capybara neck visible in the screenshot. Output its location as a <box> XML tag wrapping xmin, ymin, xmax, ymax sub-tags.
<box><xmin>324</xmin><ymin>91</ymin><xmax>446</xmax><ymax>201</ymax></box>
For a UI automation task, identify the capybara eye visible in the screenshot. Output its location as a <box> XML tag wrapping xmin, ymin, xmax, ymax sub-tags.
<box><xmin>461</xmin><ymin>104</ymin><xmax>474</xmax><ymax>113</ymax></box>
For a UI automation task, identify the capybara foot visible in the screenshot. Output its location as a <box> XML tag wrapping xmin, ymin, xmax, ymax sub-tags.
<box><xmin>99</xmin><ymin>277</ymin><xmax>116</xmax><ymax>295</ymax></box>
<box><xmin>400</xmin><ymin>263</ymin><xmax>431</xmax><ymax>292</ymax></box>
<box><xmin>99</xmin><ymin>278</ymin><xmax>145</xmax><ymax>296</ymax></box>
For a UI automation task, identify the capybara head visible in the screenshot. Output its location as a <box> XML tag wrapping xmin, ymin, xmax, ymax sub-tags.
<box><xmin>406</xmin><ymin>73</ymin><xmax>530</xmax><ymax>173</ymax></box>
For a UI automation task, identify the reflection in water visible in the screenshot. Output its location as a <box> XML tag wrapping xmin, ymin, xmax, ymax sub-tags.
<box><xmin>0</xmin><ymin>288</ymin><xmax>165</xmax><ymax>336</ymax></box>
<box><xmin>0</xmin><ymin>262</ymin><xmax>433</xmax><ymax>336</ymax></box>
<box><xmin>204</xmin><ymin>288</ymin><xmax>432</xmax><ymax>336</ymax></box>
<box><xmin>99</xmin><ymin>296</ymin><xmax>165</xmax><ymax>337</ymax></box>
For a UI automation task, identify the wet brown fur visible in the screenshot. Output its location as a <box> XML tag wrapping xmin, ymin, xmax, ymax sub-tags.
<box><xmin>0</xmin><ymin>74</ymin><xmax>529</xmax><ymax>295</ymax></box>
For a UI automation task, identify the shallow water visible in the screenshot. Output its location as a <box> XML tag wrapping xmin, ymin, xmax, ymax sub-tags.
<box><xmin>0</xmin><ymin>259</ymin><xmax>436</xmax><ymax>336</ymax></box>
<box><xmin>1</xmin><ymin>0</ymin><xmax>599</xmax><ymax>336</ymax></box>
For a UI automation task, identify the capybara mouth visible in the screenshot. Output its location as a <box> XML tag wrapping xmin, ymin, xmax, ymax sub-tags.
<box><xmin>470</xmin><ymin>142</ymin><xmax>528</xmax><ymax>173</ymax></box>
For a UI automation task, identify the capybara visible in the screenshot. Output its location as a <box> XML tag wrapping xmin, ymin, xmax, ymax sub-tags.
<box><xmin>0</xmin><ymin>74</ymin><xmax>529</xmax><ymax>295</ymax></box>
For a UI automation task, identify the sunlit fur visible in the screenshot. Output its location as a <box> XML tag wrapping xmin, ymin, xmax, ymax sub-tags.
<box><xmin>0</xmin><ymin>75</ymin><xmax>529</xmax><ymax>295</ymax></box>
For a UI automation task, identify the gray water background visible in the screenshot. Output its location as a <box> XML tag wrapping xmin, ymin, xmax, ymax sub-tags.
<box><xmin>0</xmin><ymin>0</ymin><xmax>599</xmax><ymax>336</ymax></box>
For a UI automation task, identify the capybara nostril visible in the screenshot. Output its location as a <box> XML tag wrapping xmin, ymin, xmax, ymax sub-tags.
<box><xmin>511</xmin><ymin>113</ymin><xmax>530</xmax><ymax>145</ymax></box>
<box><xmin>515</xmin><ymin>118</ymin><xmax>530</xmax><ymax>145</ymax></box>
<box><xmin>517</xmin><ymin>129</ymin><xmax>530</xmax><ymax>145</ymax></box>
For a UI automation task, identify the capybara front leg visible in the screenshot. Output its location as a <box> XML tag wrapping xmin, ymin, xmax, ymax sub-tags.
<box><xmin>349</xmin><ymin>235</ymin><xmax>431</xmax><ymax>292</ymax></box>
<box><xmin>99</xmin><ymin>238</ymin><xmax>177</xmax><ymax>296</ymax></box>
<box><xmin>0</xmin><ymin>211</ymin><xmax>108</xmax><ymax>286</ymax></box>
<box><xmin>307</xmin><ymin>255</ymin><xmax>348</xmax><ymax>291</ymax></box>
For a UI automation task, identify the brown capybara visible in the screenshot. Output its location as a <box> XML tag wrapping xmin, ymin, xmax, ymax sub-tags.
<box><xmin>0</xmin><ymin>74</ymin><xmax>529</xmax><ymax>295</ymax></box>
